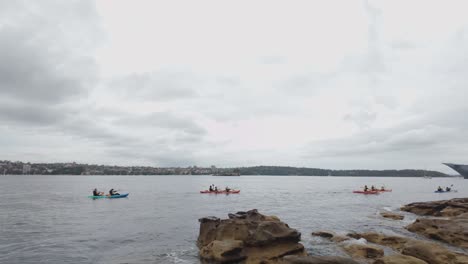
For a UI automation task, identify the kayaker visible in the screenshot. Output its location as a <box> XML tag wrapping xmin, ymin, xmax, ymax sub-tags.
<box><xmin>214</xmin><ymin>186</ymin><xmax>218</xmax><ymax>192</ymax></box>
<box><xmin>109</xmin><ymin>188</ymin><xmax>120</xmax><ymax>196</ymax></box>
<box><xmin>225</xmin><ymin>186</ymin><xmax>231</xmax><ymax>192</ymax></box>
<box><xmin>437</xmin><ymin>186</ymin><xmax>443</xmax><ymax>192</ymax></box>
<box><xmin>380</xmin><ymin>186</ymin><xmax>385</xmax><ymax>191</ymax></box>
<box><xmin>371</xmin><ymin>185</ymin><xmax>376</xmax><ymax>191</ymax></box>
<box><xmin>93</xmin><ymin>188</ymin><xmax>104</xmax><ymax>196</ymax></box>
<box><xmin>364</xmin><ymin>185</ymin><xmax>369</xmax><ymax>192</ymax></box>
<box><xmin>209</xmin><ymin>185</ymin><xmax>213</xmax><ymax>192</ymax></box>
<box><xmin>446</xmin><ymin>187</ymin><xmax>451</xmax><ymax>192</ymax></box>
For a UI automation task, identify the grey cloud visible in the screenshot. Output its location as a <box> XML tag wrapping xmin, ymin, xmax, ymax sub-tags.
<box><xmin>0</xmin><ymin>1</ymin><xmax>99</xmax><ymax>105</ymax></box>
<box><xmin>343</xmin><ymin>110</ymin><xmax>377</xmax><ymax>129</ymax></box>
<box><xmin>0</xmin><ymin>100</ymin><xmax>66</xmax><ymax>126</ymax></box>
<box><xmin>109</xmin><ymin>71</ymin><xmax>199</xmax><ymax>101</ymax></box>
<box><xmin>114</xmin><ymin>112</ymin><xmax>206</xmax><ymax>136</ymax></box>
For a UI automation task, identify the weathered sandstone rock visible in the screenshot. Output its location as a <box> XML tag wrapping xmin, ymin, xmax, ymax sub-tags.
<box><xmin>197</xmin><ymin>209</ymin><xmax>305</xmax><ymax>264</ymax></box>
<box><xmin>311</xmin><ymin>231</ymin><xmax>350</xmax><ymax>243</ymax></box>
<box><xmin>380</xmin><ymin>212</ymin><xmax>404</xmax><ymax>220</ymax></box>
<box><xmin>343</xmin><ymin>244</ymin><xmax>384</xmax><ymax>259</ymax></box>
<box><xmin>401</xmin><ymin>240</ymin><xmax>468</xmax><ymax>264</ymax></box>
<box><xmin>406</xmin><ymin>213</ymin><xmax>468</xmax><ymax>249</ymax></box>
<box><xmin>373</xmin><ymin>254</ymin><xmax>428</xmax><ymax>264</ymax></box>
<box><xmin>347</xmin><ymin>232</ymin><xmax>410</xmax><ymax>252</ymax></box>
<box><xmin>347</xmin><ymin>232</ymin><xmax>468</xmax><ymax>264</ymax></box>
<box><xmin>401</xmin><ymin>198</ymin><xmax>468</xmax><ymax>217</ymax></box>
<box><xmin>280</xmin><ymin>255</ymin><xmax>360</xmax><ymax>264</ymax></box>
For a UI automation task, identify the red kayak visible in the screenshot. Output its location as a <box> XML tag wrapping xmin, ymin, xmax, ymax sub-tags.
<box><xmin>353</xmin><ymin>190</ymin><xmax>379</xmax><ymax>194</ymax></box>
<box><xmin>200</xmin><ymin>190</ymin><xmax>240</xmax><ymax>194</ymax></box>
<box><xmin>378</xmin><ymin>189</ymin><xmax>392</xmax><ymax>192</ymax></box>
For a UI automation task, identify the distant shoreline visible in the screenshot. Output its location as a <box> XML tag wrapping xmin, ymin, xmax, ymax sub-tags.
<box><xmin>2</xmin><ymin>174</ymin><xmax>455</xmax><ymax>178</ymax></box>
<box><xmin>0</xmin><ymin>160</ymin><xmax>449</xmax><ymax>177</ymax></box>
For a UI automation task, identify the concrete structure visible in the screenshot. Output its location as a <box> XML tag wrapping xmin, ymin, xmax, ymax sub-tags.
<box><xmin>443</xmin><ymin>163</ymin><xmax>468</xmax><ymax>179</ymax></box>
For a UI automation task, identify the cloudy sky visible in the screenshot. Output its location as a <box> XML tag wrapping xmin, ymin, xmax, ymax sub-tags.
<box><xmin>1</xmin><ymin>0</ymin><xmax>468</xmax><ymax>172</ymax></box>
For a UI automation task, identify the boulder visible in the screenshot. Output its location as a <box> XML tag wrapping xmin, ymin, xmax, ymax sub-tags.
<box><xmin>311</xmin><ymin>231</ymin><xmax>349</xmax><ymax>243</ymax></box>
<box><xmin>401</xmin><ymin>198</ymin><xmax>468</xmax><ymax>217</ymax></box>
<box><xmin>406</xmin><ymin>213</ymin><xmax>468</xmax><ymax>249</ymax></box>
<box><xmin>312</xmin><ymin>231</ymin><xmax>335</xmax><ymax>238</ymax></box>
<box><xmin>380</xmin><ymin>212</ymin><xmax>404</xmax><ymax>220</ymax></box>
<box><xmin>199</xmin><ymin>240</ymin><xmax>246</xmax><ymax>263</ymax></box>
<box><xmin>280</xmin><ymin>255</ymin><xmax>360</xmax><ymax>264</ymax></box>
<box><xmin>347</xmin><ymin>232</ymin><xmax>410</xmax><ymax>251</ymax></box>
<box><xmin>197</xmin><ymin>209</ymin><xmax>306</xmax><ymax>263</ymax></box>
<box><xmin>348</xmin><ymin>232</ymin><xmax>468</xmax><ymax>264</ymax></box>
<box><xmin>373</xmin><ymin>254</ymin><xmax>428</xmax><ymax>264</ymax></box>
<box><xmin>343</xmin><ymin>244</ymin><xmax>384</xmax><ymax>259</ymax></box>
<box><xmin>401</xmin><ymin>240</ymin><xmax>468</xmax><ymax>264</ymax></box>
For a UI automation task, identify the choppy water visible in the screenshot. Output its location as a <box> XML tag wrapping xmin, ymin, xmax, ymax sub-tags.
<box><xmin>0</xmin><ymin>175</ymin><xmax>466</xmax><ymax>264</ymax></box>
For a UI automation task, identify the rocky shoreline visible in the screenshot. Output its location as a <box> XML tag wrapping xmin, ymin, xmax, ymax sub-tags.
<box><xmin>197</xmin><ymin>198</ymin><xmax>468</xmax><ymax>263</ymax></box>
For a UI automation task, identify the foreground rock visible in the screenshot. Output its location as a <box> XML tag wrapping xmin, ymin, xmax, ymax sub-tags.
<box><xmin>349</xmin><ymin>232</ymin><xmax>468</xmax><ymax>264</ymax></box>
<box><xmin>343</xmin><ymin>244</ymin><xmax>384</xmax><ymax>260</ymax></box>
<box><xmin>380</xmin><ymin>212</ymin><xmax>404</xmax><ymax>220</ymax></box>
<box><xmin>401</xmin><ymin>198</ymin><xmax>468</xmax><ymax>217</ymax></box>
<box><xmin>311</xmin><ymin>231</ymin><xmax>349</xmax><ymax>243</ymax></box>
<box><xmin>197</xmin><ymin>209</ymin><xmax>305</xmax><ymax>263</ymax></box>
<box><xmin>406</xmin><ymin>213</ymin><xmax>468</xmax><ymax>249</ymax></box>
<box><xmin>280</xmin><ymin>255</ymin><xmax>359</xmax><ymax>264</ymax></box>
<box><xmin>373</xmin><ymin>254</ymin><xmax>428</xmax><ymax>264</ymax></box>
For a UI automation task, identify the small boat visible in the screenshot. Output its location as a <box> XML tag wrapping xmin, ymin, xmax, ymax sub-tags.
<box><xmin>88</xmin><ymin>193</ymin><xmax>129</xmax><ymax>199</ymax></box>
<box><xmin>200</xmin><ymin>190</ymin><xmax>240</xmax><ymax>194</ymax></box>
<box><xmin>353</xmin><ymin>190</ymin><xmax>379</xmax><ymax>194</ymax></box>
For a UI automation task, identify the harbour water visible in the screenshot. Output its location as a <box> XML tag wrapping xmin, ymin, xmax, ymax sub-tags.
<box><xmin>0</xmin><ymin>175</ymin><xmax>466</xmax><ymax>264</ymax></box>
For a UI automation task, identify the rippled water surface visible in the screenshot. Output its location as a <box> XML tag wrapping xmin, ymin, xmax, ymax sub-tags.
<box><xmin>0</xmin><ymin>175</ymin><xmax>466</xmax><ymax>263</ymax></box>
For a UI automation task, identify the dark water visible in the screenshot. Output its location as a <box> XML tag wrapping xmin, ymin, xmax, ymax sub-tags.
<box><xmin>0</xmin><ymin>175</ymin><xmax>466</xmax><ymax>264</ymax></box>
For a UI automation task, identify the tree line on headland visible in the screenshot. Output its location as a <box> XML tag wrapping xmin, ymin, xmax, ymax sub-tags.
<box><xmin>0</xmin><ymin>160</ymin><xmax>449</xmax><ymax>177</ymax></box>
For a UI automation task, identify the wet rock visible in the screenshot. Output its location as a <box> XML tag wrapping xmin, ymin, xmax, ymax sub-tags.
<box><xmin>197</xmin><ymin>209</ymin><xmax>305</xmax><ymax>263</ymax></box>
<box><xmin>380</xmin><ymin>212</ymin><xmax>404</xmax><ymax>220</ymax></box>
<box><xmin>348</xmin><ymin>232</ymin><xmax>410</xmax><ymax>251</ymax></box>
<box><xmin>199</xmin><ymin>240</ymin><xmax>246</xmax><ymax>263</ymax></box>
<box><xmin>401</xmin><ymin>198</ymin><xmax>468</xmax><ymax>217</ymax></box>
<box><xmin>401</xmin><ymin>240</ymin><xmax>468</xmax><ymax>264</ymax></box>
<box><xmin>373</xmin><ymin>254</ymin><xmax>428</xmax><ymax>264</ymax></box>
<box><xmin>280</xmin><ymin>255</ymin><xmax>360</xmax><ymax>264</ymax></box>
<box><xmin>312</xmin><ymin>231</ymin><xmax>335</xmax><ymax>238</ymax></box>
<box><xmin>406</xmin><ymin>213</ymin><xmax>468</xmax><ymax>249</ymax></box>
<box><xmin>343</xmin><ymin>244</ymin><xmax>384</xmax><ymax>259</ymax></box>
<box><xmin>311</xmin><ymin>231</ymin><xmax>349</xmax><ymax>243</ymax></box>
<box><xmin>348</xmin><ymin>232</ymin><xmax>468</xmax><ymax>264</ymax></box>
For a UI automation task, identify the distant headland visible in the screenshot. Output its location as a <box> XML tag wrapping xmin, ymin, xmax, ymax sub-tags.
<box><xmin>0</xmin><ymin>160</ymin><xmax>450</xmax><ymax>177</ymax></box>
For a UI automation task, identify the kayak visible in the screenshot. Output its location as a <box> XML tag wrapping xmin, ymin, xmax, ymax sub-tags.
<box><xmin>353</xmin><ymin>190</ymin><xmax>379</xmax><ymax>194</ymax></box>
<box><xmin>88</xmin><ymin>193</ymin><xmax>129</xmax><ymax>199</ymax></box>
<box><xmin>434</xmin><ymin>190</ymin><xmax>457</xmax><ymax>193</ymax></box>
<box><xmin>200</xmin><ymin>190</ymin><xmax>240</xmax><ymax>194</ymax></box>
<box><xmin>378</xmin><ymin>189</ymin><xmax>392</xmax><ymax>192</ymax></box>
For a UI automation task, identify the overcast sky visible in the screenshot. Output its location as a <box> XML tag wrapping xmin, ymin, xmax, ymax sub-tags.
<box><xmin>1</xmin><ymin>0</ymin><xmax>468</xmax><ymax>172</ymax></box>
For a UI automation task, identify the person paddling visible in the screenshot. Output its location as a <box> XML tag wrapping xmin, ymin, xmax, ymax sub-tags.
<box><xmin>364</xmin><ymin>185</ymin><xmax>369</xmax><ymax>192</ymax></box>
<box><xmin>445</xmin><ymin>186</ymin><xmax>451</xmax><ymax>192</ymax></box>
<box><xmin>225</xmin><ymin>186</ymin><xmax>231</xmax><ymax>192</ymax></box>
<box><xmin>93</xmin><ymin>188</ymin><xmax>104</xmax><ymax>196</ymax></box>
<box><xmin>437</xmin><ymin>186</ymin><xmax>443</xmax><ymax>192</ymax></box>
<box><xmin>380</xmin><ymin>186</ymin><xmax>385</xmax><ymax>191</ymax></box>
<box><xmin>109</xmin><ymin>188</ymin><xmax>120</xmax><ymax>196</ymax></box>
<box><xmin>209</xmin><ymin>185</ymin><xmax>213</xmax><ymax>192</ymax></box>
<box><xmin>371</xmin><ymin>185</ymin><xmax>376</xmax><ymax>191</ymax></box>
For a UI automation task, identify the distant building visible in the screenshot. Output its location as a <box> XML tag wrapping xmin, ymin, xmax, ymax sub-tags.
<box><xmin>23</xmin><ymin>164</ymin><xmax>31</xmax><ymax>174</ymax></box>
